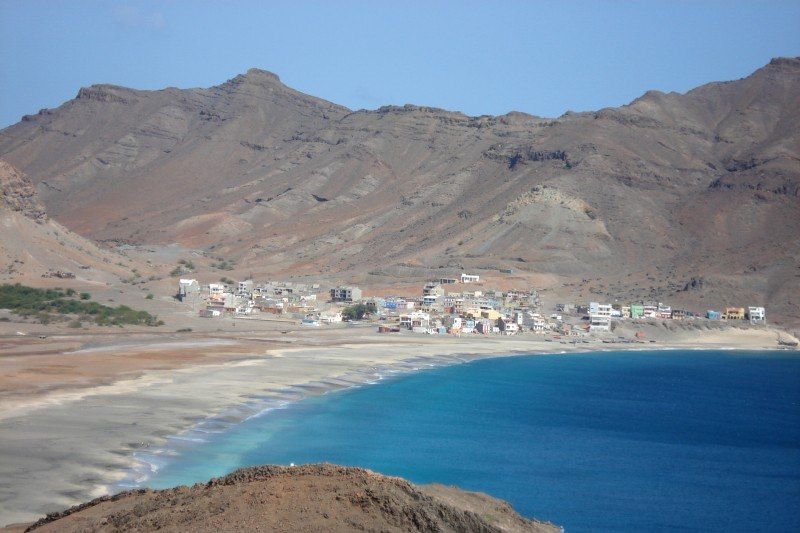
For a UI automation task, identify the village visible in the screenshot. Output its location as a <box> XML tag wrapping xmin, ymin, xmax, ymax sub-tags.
<box><xmin>176</xmin><ymin>273</ymin><xmax>768</xmax><ymax>341</ymax></box>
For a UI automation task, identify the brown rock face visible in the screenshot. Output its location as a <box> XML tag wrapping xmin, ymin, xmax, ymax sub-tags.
<box><xmin>20</xmin><ymin>464</ymin><xmax>558</xmax><ymax>533</ymax></box>
<box><xmin>0</xmin><ymin>160</ymin><xmax>46</xmax><ymax>222</ymax></box>
<box><xmin>0</xmin><ymin>59</ymin><xmax>798</xmax><ymax>322</ymax></box>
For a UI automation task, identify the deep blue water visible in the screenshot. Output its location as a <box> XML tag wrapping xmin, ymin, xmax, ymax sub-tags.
<box><xmin>145</xmin><ymin>350</ymin><xmax>800</xmax><ymax>532</ymax></box>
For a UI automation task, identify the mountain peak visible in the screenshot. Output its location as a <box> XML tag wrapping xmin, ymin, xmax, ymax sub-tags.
<box><xmin>231</xmin><ymin>68</ymin><xmax>282</xmax><ymax>85</ymax></box>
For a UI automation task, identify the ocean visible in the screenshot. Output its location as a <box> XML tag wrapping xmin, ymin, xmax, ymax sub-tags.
<box><xmin>142</xmin><ymin>350</ymin><xmax>800</xmax><ymax>532</ymax></box>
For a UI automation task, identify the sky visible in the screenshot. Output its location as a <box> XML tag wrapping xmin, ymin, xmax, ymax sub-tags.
<box><xmin>0</xmin><ymin>1</ymin><xmax>799</xmax><ymax>127</ymax></box>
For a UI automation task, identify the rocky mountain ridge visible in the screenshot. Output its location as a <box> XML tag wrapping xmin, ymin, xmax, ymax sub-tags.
<box><xmin>0</xmin><ymin>58</ymin><xmax>798</xmax><ymax>322</ymax></box>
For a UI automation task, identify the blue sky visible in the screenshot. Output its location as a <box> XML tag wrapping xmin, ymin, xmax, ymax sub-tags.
<box><xmin>1</xmin><ymin>1</ymin><xmax>798</xmax><ymax>127</ymax></box>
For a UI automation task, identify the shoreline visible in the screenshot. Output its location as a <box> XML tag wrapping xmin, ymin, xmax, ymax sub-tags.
<box><xmin>0</xmin><ymin>326</ymin><xmax>795</xmax><ymax>527</ymax></box>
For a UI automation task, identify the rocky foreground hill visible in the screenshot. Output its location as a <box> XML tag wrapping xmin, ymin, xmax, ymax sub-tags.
<box><xmin>0</xmin><ymin>58</ymin><xmax>798</xmax><ymax>322</ymax></box>
<box><xmin>9</xmin><ymin>464</ymin><xmax>557</xmax><ymax>533</ymax></box>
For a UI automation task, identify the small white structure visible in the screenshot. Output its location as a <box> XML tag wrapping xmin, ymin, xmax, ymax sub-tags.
<box><xmin>460</xmin><ymin>273</ymin><xmax>480</xmax><ymax>284</ymax></box>
<box><xmin>748</xmin><ymin>306</ymin><xmax>766</xmax><ymax>324</ymax></box>
<box><xmin>319</xmin><ymin>311</ymin><xmax>343</xmax><ymax>323</ymax></box>
<box><xmin>178</xmin><ymin>278</ymin><xmax>199</xmax><ymax>301</ymax></box>
<box><xmin>209</xmin><ymin>283</ymin><xmax>226</xmax><ymax>297</ymax></box>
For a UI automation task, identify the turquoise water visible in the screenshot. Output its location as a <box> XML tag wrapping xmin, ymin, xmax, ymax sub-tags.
<box><xmin>145</xmin><ymin>350</ymin><xmax>800</xmax><ymax>531</ymax></box>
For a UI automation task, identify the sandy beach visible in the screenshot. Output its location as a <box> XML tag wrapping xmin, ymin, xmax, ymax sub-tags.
<box><xmin>0</xmin><ymin>322</ymin><xmax>794</xmax><ymax>527</ymax></box>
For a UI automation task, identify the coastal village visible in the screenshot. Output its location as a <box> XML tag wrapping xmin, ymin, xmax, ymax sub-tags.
<box><xmin>176</xmin><ymin>273</ymin><xmax>768</xmax><ymax>341</ymax></box>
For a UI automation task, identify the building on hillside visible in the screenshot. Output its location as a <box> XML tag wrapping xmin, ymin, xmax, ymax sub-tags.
<box><xmin>399</xmin><ymin>311</ymin><xmax>430</xmax><ymax>330</ymax></box>
<box><xmin>460</xmin><ymin>273</ymin><xmax>480</xmax><ymax>283</ymax></box>
<box><xmin>237</xmin><ymin>280</ymin><xmax>254</xmax><ymax>296</ymax></box>
<box><xmin>658</xmin><ymin>304</ymin><xmax>672</xmax><ymax>319</ymax></box>
<box><xmin>706</xmin><ymin>310</ymin><xmax>721</xmax><ymax>320</ymax></box>
<box><xmin>438</xmin><ymin>277</ymin><xmax>457</xmax><ymax>285</ymax></box>
<box><xmin>723</xmin><ymin>307</ymin><xmax>745</xmax><ymax>320</ymax></box>
<box><xmin>330</xmin><ymin>286</ymin><xmax>362</xmax><ymax>302</ymax></box>
<box><xmin>589</xmin><ymin>302</ymin><xmax>613</xmax><ymax>317</ymax></box>
<box><xmin>621</xmin><ymin>306</ymin><xmax>631</xmax><ymax>319</ymax></box>
<box><xmin>498</xmin><ymin>318</ymin><xmax>519</xmax><ymax>335</ymax></box>
<box><xmin>423</xmin><ymin>283</ymin><xmax>445</xmax><ymax>297</ymax></box>
<box><xmin>422</xmin><ymin>294</ymin><xmax>440</xmax><ymax>307</ymax></box>
<box><xmin>747</xmin><ymin>306</ymin><xmax>766</xmax><ymax>324</ymax></box>
<box><xmin>643</xmin><ymin>303</ymin><xmax>659</xmax><ymax>318</ymax></box>
<box><xmin>630</xmin><ymin>304</ymin><xmax>644</xmax><ymax>319</ymax></box>
<box><xmin>589</xmin><ymin>315</ymin><xmax>611</xmax><ymax>332</ymax></box>
<box><xmin>671</xmin><ymin>309</ymin><xmax>687</xmax><ymax>320</ymax></box>
<box><xmin>523</xmin><ymin>312</ymin><xmax>549</xmax><ymax>333</ymax></box>
<box><xmin>209</xmin><ymin>283</ymin><xmax>226</xmax><ymax>297</ymax></box>
<box><xmin>178</xmin><ymin>279</ymin><xmax>200</xmax><ymax>301</ymax></box>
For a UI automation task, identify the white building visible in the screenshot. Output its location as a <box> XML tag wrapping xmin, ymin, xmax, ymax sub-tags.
<box><xmin>498</xmin><ymin>318</ymin><xmax>519</xmax><ymax>335</ymax></box>
<box><xmin>589</xmin><ymin>315</ymin><xmax>611</xmax><ymax>332</ymax></box>
<box><xmin>209</xmin><ymin>283</ymin><xmax>226</xmax><ymax>297</ymax></box>
<box><xmin>748</xmin><ymin>306</ymin><xmax>766</xmax><ymax>324</ymax></box>
<box><xmin>400</xmin><ymin>311</ymin><xmax>431</xmax><ymax>330</ymax></box>
<box><xmin>589</xmin><ymin>302</ymin><xmax>613</xmax><ymax>317</ymax></box>
<box><xmin>319</xmin><ymin>311</ymin><xmax>343</xmax><ymax>323</ymax></box>
<box><xmin>178</xmin><ymin>278</ymin><xmax>200</xmax><ymax>301</ymax></box>
<box><xmin>237</xmin><ymin>280</ymin><xmax>254</xmax><ymax>296</ymax></box>
<box><xmin>643</xmin><ymin>304</ymin><xmax>658</xmax><ymax>319</ymax></box>
<box><xmin>460</xmin><ymin>273</ymin><xmax>480</xmax><ymax>284</ymax></box>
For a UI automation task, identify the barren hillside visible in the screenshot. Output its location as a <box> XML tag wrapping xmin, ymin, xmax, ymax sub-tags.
<box><xmin>0</xmin><ymin>58</ymin><xmax>798</xmax><ymax>322</ymax></box>
<box><xmin>10</xmin><ymin>464</ymin><xmax>557</xmax><ymax>533</ymax></box>
<box><xmin>0</xmin><ymin>160</ymin><xmax>147</xmax><ymax>286</ymax></box>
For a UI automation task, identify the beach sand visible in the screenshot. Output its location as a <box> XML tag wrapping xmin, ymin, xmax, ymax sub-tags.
<box><xmin>0</xmin><ymin>323</ymin><xmax>793</xmax><ymax>527</ymax></box>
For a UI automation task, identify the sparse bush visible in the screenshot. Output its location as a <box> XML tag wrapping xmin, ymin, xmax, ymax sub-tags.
<box><xmin>0</xmin><ymin>284</ymin><xmax>162</xmax><ymax>327</ymax></box>
<box><xmin>342</xmin><ymin>302</ymin><xmax>377</xmax><ymax>321</ymax></box>
<box><xmin>145</xmin><ymin>293</ymin><xmax>154</xmax><ymax>300</ymax></box>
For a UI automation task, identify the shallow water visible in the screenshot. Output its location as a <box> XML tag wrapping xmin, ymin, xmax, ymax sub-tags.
<box><xmin>144</xmin><ymin>350</ymin><xmax>800</xmax><ymax>532</ymax></box>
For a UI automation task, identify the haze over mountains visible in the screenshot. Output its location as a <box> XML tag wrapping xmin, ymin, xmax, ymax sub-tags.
<box><xmin>0</xmin><ymin>58</ymin><xmax>798</xmax><ymax>323</ymax></box>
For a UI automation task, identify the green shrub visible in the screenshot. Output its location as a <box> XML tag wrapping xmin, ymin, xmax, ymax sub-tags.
<box><xmin>342</xmin><ymin>302</ymin><xmax>377</xmax><ymax>321</ymax></box>
<box><xmin>0</xmin><ymin>284</ymin><xmax>162</xmax><ymax>327</ymax></box>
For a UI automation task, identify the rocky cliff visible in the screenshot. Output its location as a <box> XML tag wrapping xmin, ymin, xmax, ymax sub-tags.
<box><xmin>0</xmin><ymin>160</ymin><xmax>46</xmax><ymax>222</ymax></box>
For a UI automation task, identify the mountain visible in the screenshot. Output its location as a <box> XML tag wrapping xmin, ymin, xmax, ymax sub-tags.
<box><xmin>0</xmin><ymin>160</ymin><xmax>140</xmax><ymax>285</ymax></box>
<box><xmin>16</xmin><ymin>464</ymin><xmax>558</xmax><ymax>532</ymax></box>
<box><xmin>0</xmin><ymin>59</ymin><xmax>798</xmax><ymax>323</ymax></box>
